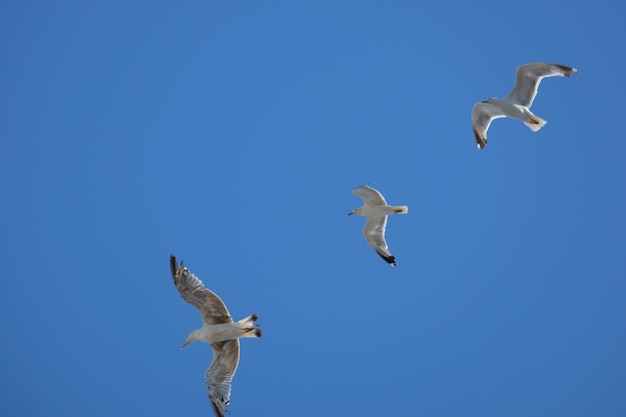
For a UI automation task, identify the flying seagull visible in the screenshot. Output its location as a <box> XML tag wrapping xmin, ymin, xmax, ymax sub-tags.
<box><xmin>349</xmin><ymin>184</ymin><xmax>408</xmax><ymax>266</ymax></box>
<box><xmin>170</xmin><ymin>255</ymin><xmax>261</xmax><ymax>417</ymax></box>
<box><xmin>472</xmin><ymin>62</ymin><xmax>578</xmax><ymax>149</ymax></box>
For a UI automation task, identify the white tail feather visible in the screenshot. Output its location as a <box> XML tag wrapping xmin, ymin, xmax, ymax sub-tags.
<box><xmin>237</xmin><ymin>314</ymin><xmax>262</xmax><ymax>338</ymax></box>
<box><xmin>237</xmin><ymin>314</ymin><xmax>258</xmax><ymax>325</ymax></box>
<box><xmin>524</xmin><ymin>115</ymin><xmax>547</xmax><ymax>132</ymax></box>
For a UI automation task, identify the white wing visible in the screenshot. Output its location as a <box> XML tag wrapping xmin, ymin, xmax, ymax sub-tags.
<box><xmin>352</xmin><ymin>184</ymin><xmax>387</xmax><ymax>206</ymax></box>
<box><xmin>362</xmin><ymin>216</ymin><xmax>396</xmax><ymax>266</ymax></box>
<box><xmin>506</xmin><ymin>63</ymin><xmax>578</xmax><ymax>107</ymax></box>
<box><xmin>206</xmin><ymin>340</ymin><xmax>240</xmax><ymax>417</ymax></box>
<box><xmin>471</xmin><ymin>102</ymin><xmax>507</xmax><ymax>149</ymax></box>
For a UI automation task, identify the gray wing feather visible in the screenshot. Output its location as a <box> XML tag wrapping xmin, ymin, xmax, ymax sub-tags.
<box><xmin>363</xmin><ymin>216</ymin><xmax>395</xmax><ymax>265</ymax></box>
<box><xmin>507</xmin><ymin>63</ymin><xmax>577</xmax><ymax>107</ymax></box>
<box><xmin>352</xmin><ymin>184</ymin><xmax>387</xmax><ymax>206</ymax></box>
<box><xmin>170</xmin><ymin>255</ymin><xmax>232</xmax><ymax>325</ymax></box>
<box><xmin>471</xmin><ymin>102</ymin><xmax>506</xmax><ymax>149</ymax></box>
<box><xmin>206</xmin><ymin>340</ymin><xmax>240</xmax><ymax>417</ymax></box>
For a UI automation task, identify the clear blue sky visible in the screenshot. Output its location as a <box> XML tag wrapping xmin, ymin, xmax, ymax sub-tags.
<box><xmin>2</xmin><ymin>1</ymin><xmax>625</xmax><ymax>416</ymax></box>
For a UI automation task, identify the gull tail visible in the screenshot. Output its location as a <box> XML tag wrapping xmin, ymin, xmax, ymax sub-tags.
<box><xmin>237</xmin><ymin>314</ymin><xmax>262</xmax><ymax>338</ymax></box>
<box><xmin>524</xmin><ymin>113</ymin><xmax>547</xmax><ymax>132</ymax></box>
<box><xmin>392</xmin><ymin>206</ymin><xmax>408</xmax><ymax>214</ymax></box>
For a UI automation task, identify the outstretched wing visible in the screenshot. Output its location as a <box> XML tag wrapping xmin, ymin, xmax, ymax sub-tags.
<box><xmin>506</xmin><ymin>63</ymin><xmax>577</xmax><ymax>107</ymax></box>
<box><xmin>472</xmin><ymin>102</ymin><xmax>507</xmax><ymax>149</ymax></box>
<box><xmin>206</xmin><ymin>340</ymin><xmax>241</xmax><ymax>417</ymax></box>
<box><xmin>362</xmin><ymin>216</ymin><xmax>396</xmax><ymax>266</ymax></box>
<box><xmin>170</xmin><ymin>255</ymin><xmax>232</xmax><ymax>325</ymax></box>
<box><xmin>352</xmin><ymin>184</ymin><xmax>387</xmax><ymax>206</ymax></box>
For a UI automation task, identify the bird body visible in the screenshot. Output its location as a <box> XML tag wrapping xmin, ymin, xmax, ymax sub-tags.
<box><xmin>182</xmin><ymin>314</ymin><xmax>261</xmax><ymax>348</ymax></box>
<box><xmin>349</xmin><ymin>184</ymin><xmax>408</xmax><ymax>266</ymax></box>
<box><xmin>350</xmin><ymin>203</ymin><xmax>408</xmax><ymax>218</ymax></box>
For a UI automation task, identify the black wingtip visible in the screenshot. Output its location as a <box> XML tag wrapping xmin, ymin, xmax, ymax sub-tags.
<box><xmin>474</xmin><ymin>128</ymin><xmax>487</xmax><ymax>149</ymax></box>
<box><xmin>169</xmin><ymin>254</ymin><xmax>178</xmax><ymax>277</ymax></box>
<box><xmin>555</xmin><ymin>64</ymin><xmax>577</xmax><ymax>77</ymax></box>
<box><xmin>377</xmin><ymin>252</ymin><xmax>396</xmax><ymax>267</ymax></box>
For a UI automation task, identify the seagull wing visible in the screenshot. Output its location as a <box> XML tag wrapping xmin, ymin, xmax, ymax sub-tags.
<box><xmin>352</xmin><ymin>184</ymin><xmax>387</xmax><ymax>206</ymax></box>
<box><xmin>170</xmin><ymin>255</ymin><xmax>233</xmax><ymax>325</ymax></box>
<box><xmin>206</xmin><ymin>340</ymin><xmax>240</xmax><ymax>417</ymax></box>
<box><xmin>506</xmin><ymin>63</ymin><xmax>577</xmax><ymax>107</ymax></box>
<box><xmin>472</xmin><ymin>102</ymin><xmax>507</xmax><ymax>149</ymax></box>
<box><xmin>362</xmin><ymin>216</ymin><xmax>396</xmax><ymax>266</ymax></box>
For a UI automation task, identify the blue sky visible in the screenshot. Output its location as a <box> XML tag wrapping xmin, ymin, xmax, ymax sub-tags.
<box><xmin>2</xmin><ymin>1</ymin><xmax>625</xmax><ymax>416</ymax></box>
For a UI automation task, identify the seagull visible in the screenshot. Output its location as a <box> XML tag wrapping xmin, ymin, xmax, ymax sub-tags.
<box><xmin>349</xmin><ymin>184</ymin><xmax>408</xmax><ymax>267</ymax></box>
<box><xmin>169</xmin><ymin>255</ymin><xmax>261</xmax><ymax>417</ymax></box>
<box><xmin>472</xmin><ymin>62</ymin><xmax>578</xmax><ymax>149</ymax></box>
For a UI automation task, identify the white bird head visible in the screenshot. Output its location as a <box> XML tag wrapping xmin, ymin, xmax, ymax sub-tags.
<box><xmin>181</xmin><ymin>331</ymin><xmax>199</xmax><ymax>349</ymax></box>
<box><xmin>348</xmin><ymin>207</ymin><xmax>363</xmax><ymax>216</ymax></box>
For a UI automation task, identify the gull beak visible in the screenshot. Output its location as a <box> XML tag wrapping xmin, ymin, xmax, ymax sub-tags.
<box><xmin>348</xmin><ymin>211</ymin><xmax>354</xmax><ymax>216</ymax></box>
<box><xmin>181</xmin><ymin>338</ymin><xmax>191</xmax><ymax>350</ymax></box>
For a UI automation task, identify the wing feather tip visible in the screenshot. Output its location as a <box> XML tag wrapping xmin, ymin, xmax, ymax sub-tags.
<box><xmin>210</xmin><ymin>399</ymin><xmax>225</xmax><ymax>417</ymax></box>
<box><xmin>474</xmin><ymin>128</ymin><xmax>487</xmax><ymax>149</ymax></box>
<box><xmin>170</xmin><ymin>254</ymin><xmax>178</xmax><ymax>277</ymax></box>
<box><xmin>377</xmin><ymin>252</ymin><xmax>396</xmax><ymax>267</ymax></box>
<box><xmin>556</xmin><ymin>64</ymin><xmax>578</xmax><ymax>77</ymax></box>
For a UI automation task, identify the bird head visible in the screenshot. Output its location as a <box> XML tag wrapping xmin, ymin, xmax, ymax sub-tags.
<box><xmin>181</xmin><ymin>332</ymin><xmax>197</xmax><ymax>349</ymax></box>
